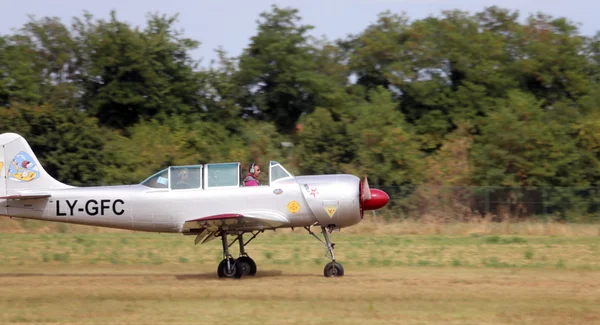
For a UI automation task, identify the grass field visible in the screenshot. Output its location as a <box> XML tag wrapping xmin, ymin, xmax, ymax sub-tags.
<box><xmin>1</xmin><ymin>218</ymin><xmax>600</xmax><ymax>324</ymax></box>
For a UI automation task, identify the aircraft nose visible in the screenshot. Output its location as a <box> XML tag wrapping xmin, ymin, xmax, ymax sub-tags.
<box><xmin>362</xmin><ymin>189</ymin><xmax>389</xmax><ymax>210</ymax></box>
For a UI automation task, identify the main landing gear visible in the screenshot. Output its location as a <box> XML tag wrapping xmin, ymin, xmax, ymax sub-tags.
<box><xmin>217</xmin><ymin>231</ymin><xmax>260</xmax><ymax>279</ymax></box>
<box><xmin>305</xmin><ymin>225</ymin><xmax>344</xmax><ymax>277</ymax></box>
<box><xmin>216</xmin><ymin>226</ymin><xmax>343</xmax><ymax>278</ymax></box>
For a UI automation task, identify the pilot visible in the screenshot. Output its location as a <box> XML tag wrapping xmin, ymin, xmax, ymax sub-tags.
<box><xmin>174</xmin><ymin>168</ymin><xmax>190</xmax><ymax>189</ymax></box>
<box><xmin>243</xmin><ymin>163</ymin><xmax>261</xmax><ymax>186</ymax></box>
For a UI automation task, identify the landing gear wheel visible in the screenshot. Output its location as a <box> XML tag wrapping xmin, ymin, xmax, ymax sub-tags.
<box><xmin>217</xmin><ymin>258</ymin><xmax>242</xmax><ymax>279</ymax></box>
<box><xmin>236</xmin><ymin>256</ymin><xmax>257</xmax><ymax>276</ymax></box>
<box><xmin>323</xmin><ymin>262</ymin><xmax>344</xmax><ymax>277</ymax></box>
<box><xmin>305</xmin><ymin>226</ymin><xmax>345</xmax><ymax>277</ymax></box>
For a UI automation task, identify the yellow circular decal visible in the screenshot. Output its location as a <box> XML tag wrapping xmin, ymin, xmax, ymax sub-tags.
<box><xmin>287</xmin><ymin>201</ymin><xmax>300</xmax><ymax>214</ymax></box>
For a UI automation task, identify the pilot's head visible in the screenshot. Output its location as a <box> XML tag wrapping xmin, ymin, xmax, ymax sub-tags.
<box><xmin>249</xmin><ymin>163</ymin><xmax>261</xmax><ymax>177</ymax></box>
<box><xmin>178</xmin><ymin>168</ymin><xmax>189</xmax><ymax>181</ymax></box>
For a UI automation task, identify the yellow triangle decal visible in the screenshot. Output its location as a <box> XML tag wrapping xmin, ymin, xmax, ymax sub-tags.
<box><xmin>325</xmin><ymin>206</ymin><xmax>337</xmax><ymax>218</ymax></box>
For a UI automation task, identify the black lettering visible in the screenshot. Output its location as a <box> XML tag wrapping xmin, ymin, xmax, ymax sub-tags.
<box><xmin>100</xmin><ymin>200</ymin><xmax>110</xmax><ymax>216</ymax></box>
<box><xmin>85</xmin><ymin>200</ymin><xmax>98</xmax><ymax>215</ymax></box>
<box><xmin>56</xmin><ymin>200</ymin><xmax>66</xmax><ymax>216</ymax></box>
<box><xmin>78</xmin><ymin>208</ymin><xmax>83</xmax><ymax>212</ymax></box>
<box><xmin>113</xmin><ymin>199</ymin><xmax>125</xmax><ymax>215</ymax></box>
<box><xmin>66</xmin><ymin>200</ymin><xmax>78</xmax><ymax>216</ymax></box>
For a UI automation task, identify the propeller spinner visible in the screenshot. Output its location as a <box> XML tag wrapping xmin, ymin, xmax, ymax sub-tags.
<box><xmin>361</xmin><ymin>175</ymin><xmax>389</xmax><ymax>210</ymax></box>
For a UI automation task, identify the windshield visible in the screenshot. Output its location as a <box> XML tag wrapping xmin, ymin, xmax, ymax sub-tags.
<box><xmin>140</xmin><ymin>168</ymin><xmax>169</xmax><ymax>188</ymax></box>
<box><xmin>269</xmin><ymin>161</ymin><xmax>293</xmax><ymax>184</ymax></box>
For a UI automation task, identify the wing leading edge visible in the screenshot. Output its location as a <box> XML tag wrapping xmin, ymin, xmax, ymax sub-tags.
<box><xmin>182</xmin><ymin>211</ymin><xmax>289</xmax><ymax>245</ymax></box>
<box><xmin>0</xmin><ymin>192</ymin><xmax>51</xmax><ymax>200</ymax></box>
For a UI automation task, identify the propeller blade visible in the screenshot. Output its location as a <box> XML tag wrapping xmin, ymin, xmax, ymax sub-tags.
<box><xmin>362</xmin><ymin>174</ymin><xmax>371</xmax><ymax>201</ymax></box>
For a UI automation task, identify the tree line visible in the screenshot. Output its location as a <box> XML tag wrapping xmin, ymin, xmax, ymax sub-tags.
<box><xmin>1</xmin><ymin>6</ymin><xmax>599</xmax><ymax>214</ymax></box>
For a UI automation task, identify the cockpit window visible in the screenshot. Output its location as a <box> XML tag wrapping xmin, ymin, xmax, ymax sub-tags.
<box><xmin>170</xmin><ymin>166</ymin><xmax>202</xmax><ymax>190</ymax></box>
<box><xmin>205</xmin><ymin>163</ymin><xmax>240</xmax><ymax>188</ymax></box>
<box><xmin>140</xmin><ymin>169</ymin><xmax>169</xmax><ymax>188</ymax></box>
<box><xmin>270</xmin><ymin>161</ymin><xmax>293</xmax><ymax>184</ymax></box>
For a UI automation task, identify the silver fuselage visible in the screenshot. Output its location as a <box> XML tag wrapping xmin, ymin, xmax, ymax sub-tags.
<box><xmin>3</xmin><ymin>175</ymin><xmax>362</xmax><ymax>232</ymax></box>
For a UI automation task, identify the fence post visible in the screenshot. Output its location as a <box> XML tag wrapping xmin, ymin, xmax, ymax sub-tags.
<box><xmin>542</xmin><ymin>187</ymin><xmax>547</xmax><ymax>222</ymax></box>
<box><xmin>485</xmin><ymin>186</ymin><xmax>490</xmax><ymax>217</ymax></box>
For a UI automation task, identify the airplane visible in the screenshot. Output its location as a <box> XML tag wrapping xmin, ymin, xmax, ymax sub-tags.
<box><xmin>0</xmin><ymin>132</ymin><xmax>390</xmax><ymax>278</ymax></box>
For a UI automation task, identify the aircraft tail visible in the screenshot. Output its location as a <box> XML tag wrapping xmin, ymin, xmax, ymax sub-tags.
<box><xmin>0</xmin><ymin>133</ymin><xmax>71</xmax><ymax>204</ymax></box>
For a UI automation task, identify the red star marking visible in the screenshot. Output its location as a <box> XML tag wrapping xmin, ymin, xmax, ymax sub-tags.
<box><xmin>310</xmin><ymin>188</ymin><xmax>319</xmax><ymax>197</ymax></box>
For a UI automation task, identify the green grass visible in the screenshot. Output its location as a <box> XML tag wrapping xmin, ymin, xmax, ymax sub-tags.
<box><xmin>1</xmin><ymin>232</ymin><xmax>600</xmax><ymax>270</ymax></box>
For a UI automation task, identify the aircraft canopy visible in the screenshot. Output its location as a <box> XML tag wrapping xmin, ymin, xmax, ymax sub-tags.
<box><xmin>140</xmin><ymin>161</ymin><xmax>293</xmax><ymax>190</ymax></box>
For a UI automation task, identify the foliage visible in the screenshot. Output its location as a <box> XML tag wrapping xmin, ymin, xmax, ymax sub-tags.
<box><xmin>295</xmin><ymin>106</ymin><xmax>356</xmax><ymax>175</ymax></box>
<box><xmin>101</xmin><ymin>117</ymin><xmax>247</xmax><ymax>184</ymax></box>
<box><xmin>349</xmin><ymin>87</ymin><xmax>424</xmax><ymax>187</ymax></box>
<box><xmin>236</xmin><ymin>5</ymin><xmax>342</xmax><ymax>134</ymax></box>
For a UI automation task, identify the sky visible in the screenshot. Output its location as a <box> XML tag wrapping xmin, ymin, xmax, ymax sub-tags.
<box><xmin>1</xmin><ymin>0</ymin><xmax>599</xmax><ymax>68</ymax></box>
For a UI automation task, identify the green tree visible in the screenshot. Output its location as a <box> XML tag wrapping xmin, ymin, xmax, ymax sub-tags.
<box><xmin>196</xmin><ymin>49</ymin><xmax>244</xmax><ymax>132</ymax></box>
<box><xmin>513</xmin><ymin>14</ymin><xmax>590</xmax><ymax>106</ymax></box>
<box><xmin>74</xmin><ymin>11</ymin><xmax>202</xmax><ymax>128</ymax></box>
<box><xmin>18</xmin><ymin>16</ymin><xmax>81</xmax><ymax>108</ymax></box>
<box><xmin>343</xmin><ymin>11</ymin><xmax>410</xmax><ymax>92</ymax></box>
<box><xmin>470</xmin><ymin>91</ymin><xmax>586</xmax><ymax>187</ymax></box>
<box><xmin>349</xmin><ymin>87</ymin><xmax>423</xmax><ymax>187</ymax></box>
<box><xmin>0</xmin><ymin>33</ymin><xmax>46</xmax><ymax>106</ymax></box>
<box><xmin>584</xmin><ymin>31</ymin><xmax>600</xmax><ymax>83</ymax></box>
<box><xmin>295</xmin><ymin>107</ymin><xmax>356</xmax><ymax>175</ymax></box>
<box><xmin>236</xmin><ymin>5</ymin><xmax>329</xmax><ymax>133</ymax></box>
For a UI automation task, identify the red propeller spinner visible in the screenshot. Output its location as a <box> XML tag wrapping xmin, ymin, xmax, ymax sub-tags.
<box><xmin>360</xmin><ymin>174</ymin><xmax>390</xmax><ymax>211</ymax></box>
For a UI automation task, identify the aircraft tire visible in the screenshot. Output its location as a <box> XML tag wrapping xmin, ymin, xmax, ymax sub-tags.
<box><xmin>236</xmin><ymin>256</ymin><xmax>257</xmax><ymax>276</ymax></box>
<box><xmin>217</xmin><ymin>258</ymin><xmax>243</xmax><ymax>279</ymax></box>
<box><xmin>323</xmin><ymin>262</ymin><xmax>344</xmax><ymax>277</ymax></box>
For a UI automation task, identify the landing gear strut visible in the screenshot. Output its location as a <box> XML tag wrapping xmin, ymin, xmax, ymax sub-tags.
<box><xmin>305</xmin><ymin>225</ymin><xmax>345</xmax><ymax>277</ymax></box>
<box><xmin>231</xmin><ymin>231</ymin><xmax>259</xmax><ymax>276</ymax></box>
<box><xmin>217</xmin><ymin>231</ymin><xmax>242</xmax><ymax>278</ymax></box>
<box><xmin>217</xmin><ymin>231</ymin><xmax>260</xmax><ymax>278</ymax></box>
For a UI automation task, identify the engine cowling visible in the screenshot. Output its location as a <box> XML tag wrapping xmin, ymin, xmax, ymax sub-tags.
<box><xmin>296</xmin><ymin>174</ymin><xmax>362</xmax><ymax>228</ymax></box>
<box><xmin>296</xmin><ymin>174</ymin><xmax>390</xmax><ymax>228</ymax></box>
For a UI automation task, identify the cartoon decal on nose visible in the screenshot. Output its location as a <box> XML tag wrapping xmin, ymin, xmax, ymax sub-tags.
<box><xmin>8</xmin><ymin>151</ymin><xmax>40</xmax><ymax>182</ymax></box>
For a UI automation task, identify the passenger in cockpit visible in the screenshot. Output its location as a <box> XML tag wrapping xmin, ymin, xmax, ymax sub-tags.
<box><xmin>243</xmin><ymin>163</ymin><xmax>261</xmax><ymax>186</ymax></box>
<box><xmin>173</xmin><ymin>168</ymin><xmax>190</xmax><ymax>189</ymax></box>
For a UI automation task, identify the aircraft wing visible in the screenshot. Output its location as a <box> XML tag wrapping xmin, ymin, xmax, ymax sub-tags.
<box><xmin>0</xmin><ymin>192</ymin><xmax>51</xmax><ymax>200</ymax></box>
<box><xmin>182</xmin><ymin>210</ymin><xmax>289</xmax><ymax>244</ymax></box>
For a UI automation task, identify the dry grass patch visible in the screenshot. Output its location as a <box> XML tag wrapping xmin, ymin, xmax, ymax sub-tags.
<box><xmin>0</xmin><ymin>267</ymin><xmax>599</xmax><ymax>325</ymax></box>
